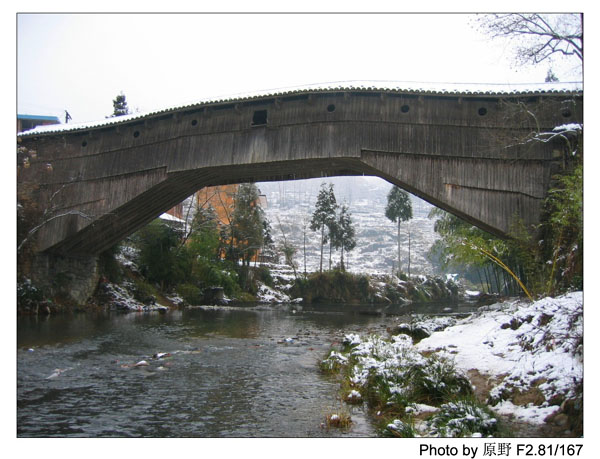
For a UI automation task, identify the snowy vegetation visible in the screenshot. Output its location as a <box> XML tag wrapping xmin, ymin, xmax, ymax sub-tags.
<box><xmin>321</xmin><ymin>292</ymin><xmax>583</xmax><ymax>437</ymax></box>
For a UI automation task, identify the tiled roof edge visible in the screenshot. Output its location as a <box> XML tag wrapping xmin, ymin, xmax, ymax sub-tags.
<box><xmin>18</xmin><ymin>81</ymin><xmax>583</xmax><ymax>136</ymax></box>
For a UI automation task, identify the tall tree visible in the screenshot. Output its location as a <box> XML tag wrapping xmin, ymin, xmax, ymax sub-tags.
<box><xmin>230</xmin><ymin>183</ymin><xmax>265</xmax><ymax>268</ymax></box>
<box><xmin>310</xmin><ymin>183</ymin><xmax>338</xmax><ymax>272</ymax></box>
<box><xmin>331</xmin><ymin>204</ymin><xmax>356</xmax><ymax>272</ymax></box>
<box><xmin>276</xmin><ymin>216</ymin><xmax>298</xmax><ymax>278</ymax></box>
<box><xmin>187</xmin><ymin>205</ymin><xmax>220</xmax><ymax>261</ymax></box>
<box><xmin>135</xmin><ymin>219</ymin><xmax>190</xmax><ymax>290</ymax></box>
<box><xmin>476</xmin><ymin>14</ymin><xmax>582</xmax><ymax>68</ymax></box>
<box><xmin>475</xmin><ymin>12</ymin><xmax>583</xmax><ymax>296</ymax></box>
<box><xmin>385</xmin><ymin>186</ymin><xmax>412</xmax><ymax>275</ymax></box>
<box><xmin>110</xmin><ymin>92</ymin><xmax>130</xmax><ymax>117</ymax></box>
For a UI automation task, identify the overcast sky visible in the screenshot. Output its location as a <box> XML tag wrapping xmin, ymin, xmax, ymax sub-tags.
<box><xmin>17</xmin><ymin>13</ymin><xmax>583</xmax><ymax>124</ymax></box>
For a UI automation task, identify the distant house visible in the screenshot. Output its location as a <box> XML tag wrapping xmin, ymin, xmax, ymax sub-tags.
<box><xmin>158</xmin><ymin>211</ymin><xmax>186</xmax><ymax>233</ymax></box>
<box><xmin>17</xmin><ymin>114</ymin><xmax>60</xmax><ymax>133</ymax></box>
<box><xmin>165</xmin><ymin>201</ymin><xmax>185</xmax><ymax>221</ymax></box>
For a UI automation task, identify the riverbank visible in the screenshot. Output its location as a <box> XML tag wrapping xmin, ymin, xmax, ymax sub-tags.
<box><xmin>17</xmin><ymin>250</ymin><xmax>466</xmax><ymax>314</ymax></box>
<box><xmin>321</xmin><ymin>291</ymin><xmax>583</xmax><ymax>437</ymax></box>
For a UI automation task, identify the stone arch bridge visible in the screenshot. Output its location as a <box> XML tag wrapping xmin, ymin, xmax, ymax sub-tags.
<box><xmin>18</xmin><ymin>83</ymin><xmax>582</xmax><ymax>259</ymax></box>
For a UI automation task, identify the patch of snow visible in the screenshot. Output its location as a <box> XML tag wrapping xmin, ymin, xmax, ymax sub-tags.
<box><xmin>99</xmin><ymin>280</ymin><xmax>168</xmax><ymax>312</ymax></box>
<box><xmin>159</xmin><ymin>212</ymin><xmax>186</xmax><ymax>223</ymax></box>
<box><xmin>416</xmin><ymin>292</ymin><xmax>582</xmax><ymax>424</ymax></box>
<box><xmin>256</xmin><ymin>282</ymin><xmax>291</xmax><ymax>304</ymax></box>
<box><xmin>494</xmin><ymin>400</ymin><xmax>559</xmax><ymax>425</ymax></box>
<box><xmin>552</xmin><ymin>123</ymin><xmax>582</xmax><ymax>132</ymax></box>
<box><xmin>342</xmin><ymin>333</ymin><xmax>362</xmax><ymax>346</ymax></box>
<box><xmin>405</xmin><ymin>403</ymin><xmax>439</xmax><ymax>415</ymax></box>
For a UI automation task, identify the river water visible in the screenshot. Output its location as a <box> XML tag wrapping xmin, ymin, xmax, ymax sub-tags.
<box><xmin>17</xmin><ymin>302</ymin><xmax>475</xmax><ymax>438</ymax></box>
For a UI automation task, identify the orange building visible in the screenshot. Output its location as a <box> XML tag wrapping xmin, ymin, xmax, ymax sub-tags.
<box><xmin>196</xmin><ymin>184</ymin><xmax>239</xmax><ymax>226</ymax></box>
<box><xmin>194</xmin><ymin>184</ymin><xmax>269</xmax><ymax>262</ymax></box>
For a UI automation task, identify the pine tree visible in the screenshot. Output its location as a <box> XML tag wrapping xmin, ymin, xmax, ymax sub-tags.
<box><xmin>310</xmin><ymin>183</ymin><xmax>338</xmax><ymax>272</ymax></box>
<box><xmin>110</xmin><ymin>92</ymin><xmax>130</xmax><ymax>117</ymax></box>
<box><xmin>331</xmin><ymin>204</ymin><xmax>356</xmax><ymax>272</ymax></box>
<box><xmin>385</xmin><ymin>186</ymin><xmax>413</xmax><ymax>275</ymax></box>
<box><xmin>545</xmin><ymin>68</ymin><xmax>559</xmax><ymax>82</ymax></box>
<box><xmin>230</xmin><ymin>183</ymin><xmax>265</xmax><ymax>267</ymax></box>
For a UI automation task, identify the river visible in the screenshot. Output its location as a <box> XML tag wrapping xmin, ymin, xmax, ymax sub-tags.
<box><xmin>17</xmin><ymin>302</ymin><xmax>476</xmax><ymax>438</ymax></box>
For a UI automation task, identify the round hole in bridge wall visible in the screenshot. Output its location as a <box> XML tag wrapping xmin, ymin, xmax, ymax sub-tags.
<box><xmin>478</xmin><ymin>107</ymin><xmax>488</xmax><ymax>116</ymax></box>
<box><xmin>191</xmin><ymin>119</ymin><xmax>198</xmax><ymax>126</ymax></box>
<box><xmin>561</xmin><ymin>109</ymin><xmax>572</xmax><ymax>118</ymax></box>
<box><xmin>327</xmin><ymin>104</ymin><xmax>336</xmax><ymax>113</ymax></box>
<box><xmin>401</xmin><ymin>105</ymin><xmax>410</xmax><ymax>113</ymax></box>
<box><xmin>81</xmin><ymin>141</ymin><xmax>87</xmax><ymax>147</ymax></box>
<box><xmin>133</xmin><ymin>131</ymin><xmax>140</xmax><ymax>138</ymax></box>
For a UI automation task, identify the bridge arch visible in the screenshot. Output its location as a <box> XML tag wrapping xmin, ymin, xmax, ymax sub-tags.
<box><xmin>17</xmin><ymin>83</ymin><xmax>582</xmax><ymax>256</ymax></box>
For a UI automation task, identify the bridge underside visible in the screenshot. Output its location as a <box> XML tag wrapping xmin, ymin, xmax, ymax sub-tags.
<box><xmin>17</xmin><ymin>88</ymin><xmax>580</xmax><ymax>255</ymax></box>
<box><xmin>29</xmin><ymin>152</ymin><xmax>553</xmax><ymax>256</ymax></box>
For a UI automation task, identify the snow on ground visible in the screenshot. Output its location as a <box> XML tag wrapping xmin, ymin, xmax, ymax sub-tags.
<box><xmin>99</xmin><ymin>280</ymin><xmax>169</xmax><ymax>312</ymax></box>
<box><xmin>415</xmin><ymin>292</ymin><xmax>583</xmax><ymax>424</ymax></box>
<box><xmin>256</xmin><ymin>282</ymin><xmax>292</xmax><ymax>304</ymax></box>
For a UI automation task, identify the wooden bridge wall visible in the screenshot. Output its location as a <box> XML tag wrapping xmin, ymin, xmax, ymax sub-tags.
<box><xmin>17</xmin><ymin>90</ymin><xmax>581</xmax><ymax>255</ymax></box>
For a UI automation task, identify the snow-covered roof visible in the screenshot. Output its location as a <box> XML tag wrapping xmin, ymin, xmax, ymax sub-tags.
<box><xmin>158</xmin><ymin>212</ymin><xmax>185</xmax><ymax>224</ymax></box>
<box><xmin>17</xmin><ymin>80</ymin><xmax>582</xmax><ymax>137</ymax></box>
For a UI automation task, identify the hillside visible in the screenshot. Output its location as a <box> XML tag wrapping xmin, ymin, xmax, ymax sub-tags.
<box><xmin>257</xmin><ymin>176</ymin><xmax>439</xmax><ymax>275</ymax></box>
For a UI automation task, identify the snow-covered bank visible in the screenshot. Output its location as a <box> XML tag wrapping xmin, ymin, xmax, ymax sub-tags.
<box><xmin>95</xmin><ymin>280</ymin><xmax>170</xmax><ymax>312</ymax></box>
<box><xmin>321</xmin><ymin>292</ymin><xmax>583</xmax><ymax>437</ymax></box>
<box><xmin>415</xmin><ymin>292</ymin><xmax>583</xmax><ymax>432</ymax></box>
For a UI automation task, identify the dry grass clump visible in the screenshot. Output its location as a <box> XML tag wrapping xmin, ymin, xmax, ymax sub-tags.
<box><xmin>325</xmin><ymin>411</ymin><xmax>352</xmax><ymax>429</ymax></box>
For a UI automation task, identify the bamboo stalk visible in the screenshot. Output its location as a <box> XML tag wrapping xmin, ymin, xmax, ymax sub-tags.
<box><xmin>476</xmin><ymin>245</ymin><xmax>534</xmax><ymax>302</ymax></box>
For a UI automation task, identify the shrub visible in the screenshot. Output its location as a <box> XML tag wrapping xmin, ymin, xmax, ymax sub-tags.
<box><xmin>236</xmin><ymin>292</ymin><xmax>256</xmax><ymax>303</ymax></box>
<box><xmin>291</xmin><ymin>270</ymin><xmax>376</xmax><ymax>304</ymax></box>
<box><xmin>325</xmin><ymin>411</ymin><xmax>352</xmax><ymax>429</ymax></box>
<box><xmin>255</xmin><ymin>265</ymin><xmax>274</xmax><ymax>288</ymax></box>
<box><xmin>409</xmin><ymin>355</ymin><xmax>473</xmax><ymax>404</ymax></box>
<box><xmin>134</xmin><ymin>220</ymin><xmax>191</xmax><ymax>289</ymax></box>
<box><xmin>343</xmin><ymin>389</ymin><xmax>363</xmax><ymax>404</ymax></box>
<box><xmin>132</xmin><ymin>279</ymin><xmax>157</xmax><ymax>304</ymax></box>
<box><xmin>176</xmin><ymin>283</ymin><xmax>204</xmax><ymax>305</ymax></box>
<box><xmin>193</xmin><ymin>258</ymin><xmax>239</xmax><ymax>295</ymax></box>
<box><xmin>320</xmin><ymin>350</ymin><xmax>349</xmax><ymax>374</ymax></box>
<box><xmin>423</xmin><ymin>399</ymin><xmax>499</xmax><ymax>437</ymax></box>
<box><xmin>17</xmin><ymin>278</ymin><xmax>48</xmax><ymax>312</ymax></box>
<box><xmin>383</xmin><ymin>419</ymin><xmax>416</xmax><ymax>438</ymax></box>
<box><xmin>322</xmin><ymin>332</ymin><xmax>484</xmax><ymax>437</ymax></box>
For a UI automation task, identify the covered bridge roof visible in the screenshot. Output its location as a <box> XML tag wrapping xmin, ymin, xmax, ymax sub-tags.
<box><xmin>17</xmin><ymin>80</ymin><xmax>583</xmax><ymax>137</ymax></box>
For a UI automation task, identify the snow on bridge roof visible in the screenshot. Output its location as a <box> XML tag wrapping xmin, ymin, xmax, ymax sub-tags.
<box><xmin>17</xmin><ymin>80</ymin><xmax>583</xmax><ymax>137</ymax></box>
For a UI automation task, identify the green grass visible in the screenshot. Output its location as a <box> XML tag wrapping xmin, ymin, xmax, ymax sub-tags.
<box><xmin>423</xmin><ymin>398</ymin><xmax>500</xmax><ymax>437</ymax></box>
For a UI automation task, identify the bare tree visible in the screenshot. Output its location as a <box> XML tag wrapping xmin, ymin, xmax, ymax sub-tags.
<box><xmin>17</xmin><ymin>152</ymin><xmax>93</xmax><ymax>255</ymax></box>
<box><xmin>476</xmin><ymin>14</ymin><xmax>582</xmax><ymax>66</ymax></box>
<box><xmin>276</xmin><ymin>216</ymin><xmax>298</xmax><ymax>279</ymax></box>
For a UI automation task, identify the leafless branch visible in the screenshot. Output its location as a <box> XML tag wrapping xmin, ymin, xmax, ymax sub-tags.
<box><xmin>17</xmin><ymin>210</ymin><xmax>93</xmax><ymax>253</ymax></box>
<box><xmin>477</xmin><ymin>13</ymin><xmax>582</xmax><ymax>66</ymax></box>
